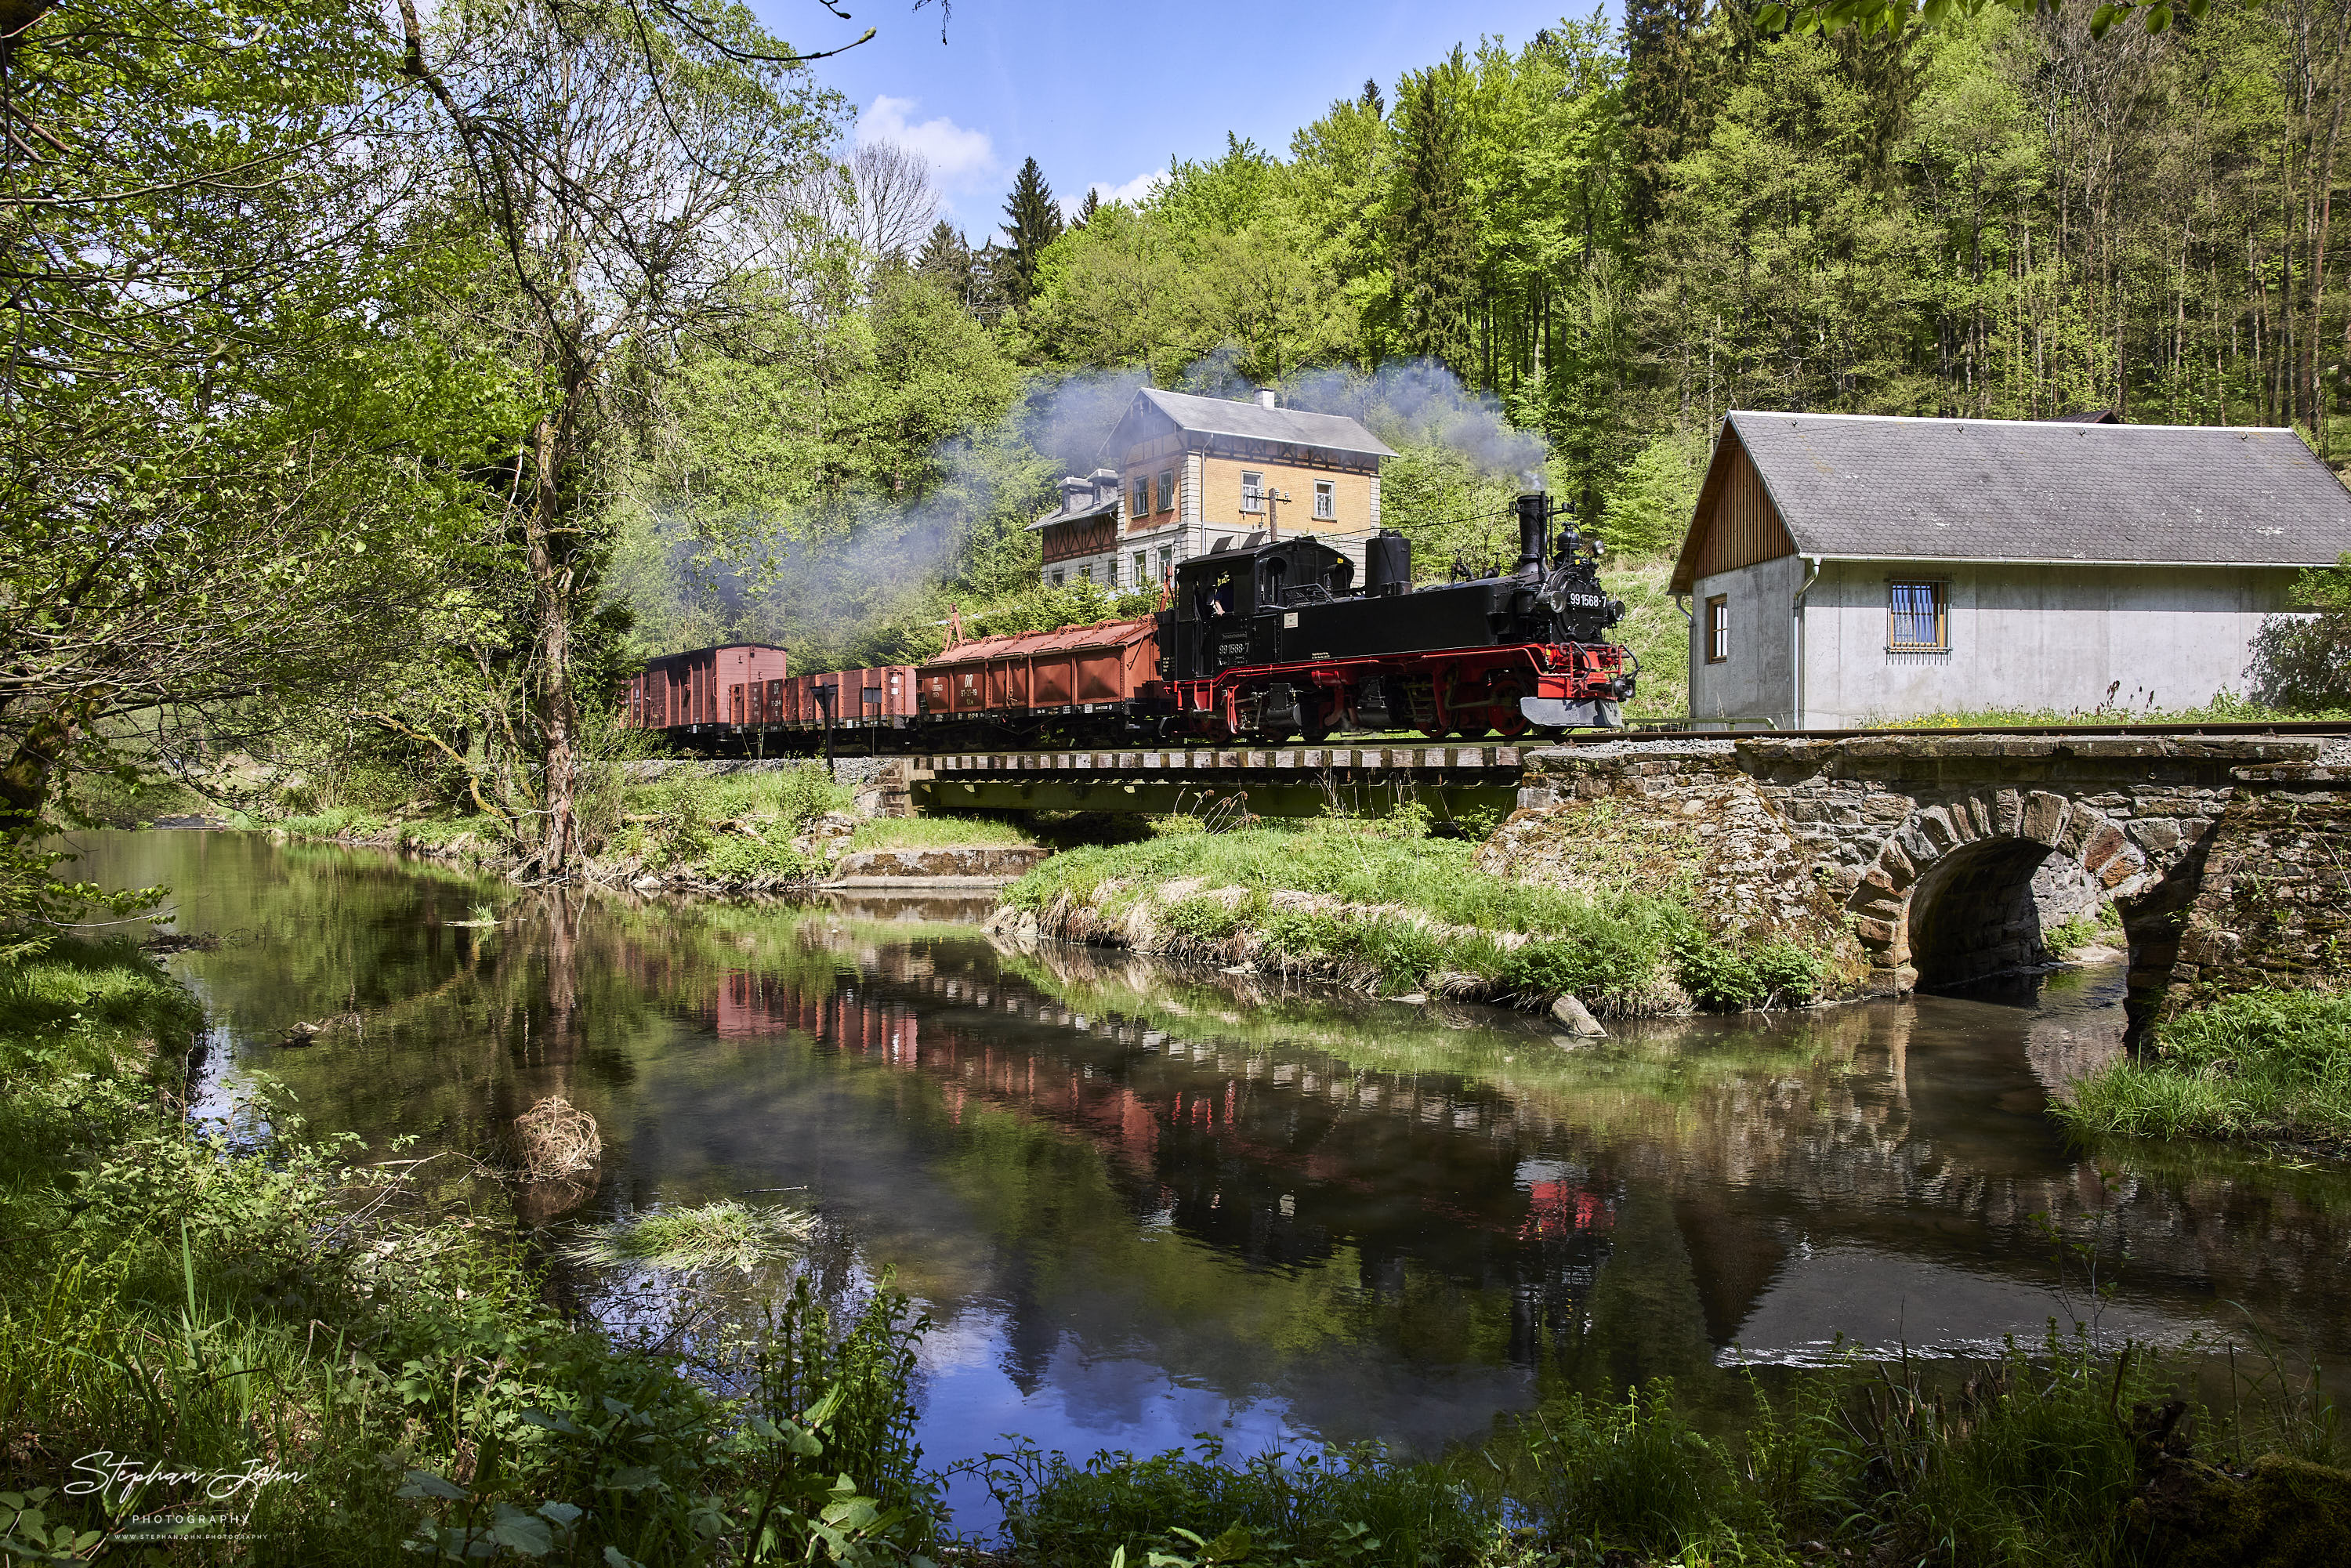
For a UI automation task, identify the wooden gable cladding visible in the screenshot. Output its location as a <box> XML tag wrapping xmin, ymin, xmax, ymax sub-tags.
<box><xmin>1041</xmin><ymin>513</ymin><xmax>1118</xmax><ymax>563</ymax></box>
<box><xmin>1669</xmin><ymin>426</ymin><xmax>1797</xmax><ymax>593</ymax></box>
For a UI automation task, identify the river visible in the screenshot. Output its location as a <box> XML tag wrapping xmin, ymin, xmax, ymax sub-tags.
<box><xmin>68</xmin><ymin>828</ymin><xmax>2351</xmax><ymax>1522</ymax></box>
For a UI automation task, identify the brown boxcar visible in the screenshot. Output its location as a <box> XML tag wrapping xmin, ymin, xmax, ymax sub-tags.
<box><xmin>917</xmin><ymin>617</ymin><xmax>1158</xmax><ymax>717</ymax></box>
<box><xmin>626</xmin><ymin>644</ymin><xmax>787</xmax><ymax>732</ymax></box>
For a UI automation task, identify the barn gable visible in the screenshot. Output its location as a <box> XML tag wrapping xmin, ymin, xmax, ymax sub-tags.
<box><xmin>1668</xmin><ymin>424</ymin><xmax>1796</xmax><ymax>595</ymax></box>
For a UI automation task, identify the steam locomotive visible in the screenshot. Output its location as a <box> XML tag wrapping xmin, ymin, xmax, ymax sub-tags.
<box><xmin>623</xmin><ymin>491</ymin><xmax>1634</xmax><ymax>749</ymax></box>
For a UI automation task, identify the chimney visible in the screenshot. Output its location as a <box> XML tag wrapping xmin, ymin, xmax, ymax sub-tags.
<box><xmin>1255</xmin><ymin>388</ymin><xmax>1277</xmax><ymax>410</ymax></box>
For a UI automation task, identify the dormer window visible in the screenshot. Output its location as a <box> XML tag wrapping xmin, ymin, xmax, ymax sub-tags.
<box><xmin>1241</xmin><ymin>471</ymin><xmax>1265</xmax><ymax>514</ymax></box>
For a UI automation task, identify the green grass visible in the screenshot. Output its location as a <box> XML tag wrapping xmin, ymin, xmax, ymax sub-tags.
<box><xmin>1000</xmin><ymin>817</ymin><xmax>1828</xmax><ymax>1013</ymax></box>
<box><xmin>848</xmin><ymin>813</ymin><xmax>1040</xmax><ymax>852</ymax></box>
<box><xmin>563</xmin><ymin>1200</ymin><xmax>815</xmax><ymax>1272</ymax></box>
<box><xmin>612</xmin><ymin>762</ymin><xmax>849</xmax><ymax>877</ymax></box>
<box><xmin>1599</xmin><ymin>554</ymin><xmax>1689</xmax><ymax>725</ymax></box>
<box><xmin>978</xmin><ymin>1332</ymin><xmax>2344</xmax><ymax>1568</ymax></box>
<box><xmin>2056</xmin><ymin>987</ymin><xmax>2351</xmax><ymax>1146</ymax></box>
<box><xmin>1875</xmin><ymin>692</ymin><xmax>2346</xmax><ymax>728</ymax></box>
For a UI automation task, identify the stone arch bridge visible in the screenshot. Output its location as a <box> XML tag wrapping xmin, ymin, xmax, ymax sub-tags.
<box><xmin>1516</xmin><ymin>733</ymin><xmax>2351</xmax><ymax>1032</ymax></box>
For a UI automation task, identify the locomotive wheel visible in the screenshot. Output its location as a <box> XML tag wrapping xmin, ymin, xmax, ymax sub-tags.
<box><xmin>1488</xmin><ymin>679</ymin><xmax>1531</xmax><ymax>739</ymax></box>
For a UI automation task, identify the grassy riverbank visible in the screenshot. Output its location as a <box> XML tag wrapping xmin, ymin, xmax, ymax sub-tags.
<box><xmin>0</xmin><ymin>939</ymin><xmax>933</xmax><ymax>1565</ymax></box>
<box><xmin>972</xmin><ymin>1337</ymin><xmax>2351</xmax><ymax>1568</ymax></box>
<box><xmin>2057</xmin><ymin>988</ymin><xmax>2351</xmax><ymax>1150</ymax></box>
<box><xmin>251</xmin><ymin>762</ymin><xmax>1041</xmax><ymax>891</ymax></box>
<box><xmin>994</xmin><ymin>814</ymin><xmax>1830</xmax><ymax>1016</ymax></box>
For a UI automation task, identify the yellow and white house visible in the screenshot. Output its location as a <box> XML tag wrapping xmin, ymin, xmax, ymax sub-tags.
<box><xmin>1030</xmin><ymin>387</ymin><xmax>1395</xmax><ymax>594</ymax></box>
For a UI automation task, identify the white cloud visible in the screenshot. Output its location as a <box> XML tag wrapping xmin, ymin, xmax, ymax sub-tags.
<box><xmin>857</xmin><ymin>95</ymin><xmax>995</xmax><ymax>186</ymax></box>
<box><xmin>1090</xmin><ymin>168</ymin><xmax>1166</xmax><ymax>208</ymax></box>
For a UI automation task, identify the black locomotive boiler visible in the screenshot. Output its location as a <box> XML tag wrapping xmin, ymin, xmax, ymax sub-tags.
<box><xmin>1158</xmin><ymin>491</ymin><xmax>1634</xmax><ymax>742</ymax></box>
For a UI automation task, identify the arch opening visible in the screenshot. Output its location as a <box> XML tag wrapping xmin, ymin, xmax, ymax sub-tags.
<box><xmin>1907</xmin><ymin>837</ymin><xmax>2099</xmax><ymax>989</ymax></box>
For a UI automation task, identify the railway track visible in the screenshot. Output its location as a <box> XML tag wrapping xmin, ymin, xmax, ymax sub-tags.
<box><xmin>1608</xmin><ymin>720</ymin><xmax>2351</xmax><ymax>742</ymax></box>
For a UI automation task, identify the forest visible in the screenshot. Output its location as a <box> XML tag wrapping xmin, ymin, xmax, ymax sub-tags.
<box><xmin>1</xmin><ymin>0</ymin><xmax>2346</xmax><ymax>876</ymax></box>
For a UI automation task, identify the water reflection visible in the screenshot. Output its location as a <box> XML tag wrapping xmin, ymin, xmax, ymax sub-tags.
<box><xmin>64</xmin><ymin>830</ymin><xmax>2351</xmax><ymax>1490</ymax></box>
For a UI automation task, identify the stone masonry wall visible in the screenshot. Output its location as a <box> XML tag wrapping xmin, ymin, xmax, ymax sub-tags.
<box><xmin>1513</xmin><ymin>735</ymin><xmax>2348</xmax><ymax>1030</ymax></box>
<box><xmin>2162</xmin><ymin>766</ymin><xmax>2351</xmax><ymax>1018</ymax></box>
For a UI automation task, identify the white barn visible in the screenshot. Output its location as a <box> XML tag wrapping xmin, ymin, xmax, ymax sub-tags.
<box><xmin>1670</xmin><ymin>411</ymin><xmax>2351</xmax><ymax>729</ymax></box>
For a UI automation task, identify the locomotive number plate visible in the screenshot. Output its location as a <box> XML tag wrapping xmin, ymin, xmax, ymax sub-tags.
<box><xmin>1283</xmin><ymin>612</ymin><xmax>1299</xmax><ymax>628</ymax></box>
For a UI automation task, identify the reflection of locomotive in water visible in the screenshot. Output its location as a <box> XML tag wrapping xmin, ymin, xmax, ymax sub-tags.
<box><xmin>624</xmin><ymin>492</ymin><xmax>1633</xmax><ymax>750</ymax></box>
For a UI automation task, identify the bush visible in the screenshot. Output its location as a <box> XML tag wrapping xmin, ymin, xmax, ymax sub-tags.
<box><xmin>2058</xmin><ymin>987</ymin><xmax>2351</xmax><ymax>1144</ymax></box>
<box><xmin>1493</xmin><ymin>1382</ymin><xmax>1741</xmax><ymax>1557</ymax></box>
<box><xmin>1671</xmin><ymin>927</ymin><xmax>1825</xmax><ymax>1011</ymax></box>
<box><xmin>1163</xmin><ymin>896</ymin><xmax>1244</xmax><ymax>942</ymax></box>
<box><xmin>979</xmin><ymin>1436</ymin><xmax>1490</xmax><ymax>1568</ymax></box>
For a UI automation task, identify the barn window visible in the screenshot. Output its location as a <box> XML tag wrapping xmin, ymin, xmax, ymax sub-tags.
<box><xmin>1241</xmin><ymin>471</ymin><xmax>1265</xmax><ymax>513</ymax></box>
<box><xmin>1889</xmin><ymin>581</ymin><xmax>1948</xmax><ymax>651</ymax></box>
<box><xmin>1130</xmin><ymin>476</ymin><xmax>1149</xmax><ymax>518</ymax></box>
<box><xmin>1314</xmin><ymin>480</ymin><xmax>1335</xmax><ymax>520</ymax></box>
<box><xmin>1157</xmin><ymin>469</ymin><xmax>1175</xmax><ymax>512</ymax></box>
<box><xmin>1705</xmin><ymin>596</ymin><xmax>1729</xmax><ymax>663</ymax></box>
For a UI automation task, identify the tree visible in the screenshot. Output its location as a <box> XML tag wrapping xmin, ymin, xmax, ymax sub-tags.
<box><xmin>843</xmin><ymin>139</ymin><xmax>938</xmax><ymax>261</ymax></box>
<box><xmin>915</xmin><ymin>219</ymin><xmax>975</xmax><ymax>303</ymax></box>
<box><xmin>0</xmin><ymin>0</ymin><xmax>480</xmax><ymax>889</ymax></box>
<box><xmin>1389</xmin><ymin>64</ymin><xmax>1477</xmax><ymax>371</ymax></box>
<box><xmin>1072</xmin><ymin>186</ymin><xmax>1101</xmax><ymax>228</ymax></box>
<box><xmin>1002</xmin><ymin>155</ymin><xmax>1063</xmax><ymax>306</ymax></box>
<box><xmin>397</xmin><ymin>0</ymin><xmax>844</xmax><ymax>876</ymax></box>
<box><xmin>1621</xmin><ymin>0</ymin><xmax>1720</xmax><ymax>233</ymax></box>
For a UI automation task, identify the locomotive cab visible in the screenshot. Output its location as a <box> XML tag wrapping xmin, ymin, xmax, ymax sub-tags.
<box><xmin>1164</xmin><ymin>537</ymin><xmax>1357</xmax><ymax>679</ymax></box>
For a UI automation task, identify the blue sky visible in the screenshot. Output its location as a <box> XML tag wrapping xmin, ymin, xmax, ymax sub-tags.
<box><xmin>745</xmin><ymin>0</ymin><xmax>1611</xmax><ymax>237</ymax></box>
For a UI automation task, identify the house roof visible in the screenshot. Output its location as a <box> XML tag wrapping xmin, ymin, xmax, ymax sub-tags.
<box><xmin>1109</xmin><ymin>388</ymin><xmax>1397</xmax><ymax>460</ymax></box>
<box><xmin>1024</xmin><ymin>496</ymin><xmax>1118</xmax><ymax>532</ymax></box>
<box><xmin>1682</xmin><ymin>411</ymin><xmax>2351</xmax><ymax>587</ymax></box>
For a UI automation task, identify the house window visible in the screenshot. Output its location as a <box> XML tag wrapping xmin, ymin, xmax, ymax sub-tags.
<box><xmin>1705</xmin><ymin>596</ymin><xmax>1729</xmax><ymax>664</ymax></box>
<box><xmin>1159</xmin><ymin>545</ymin><xmax>1174</xmax><ymax>583</ymax></box>
<box><xmin>1241</xmin><ymin>471</ymin><xmax>1265</xmax><ymax>513</ymax></box>
<box><xmin>1889</xmin><ymin>580</ymin><xmax>1948</xmax><ymax>651</ymax></box>
<box><xmin>1078</xmin><ymin>563</ymin><xmax>1092</xmax><ymax>583</ymax></box>
<box><xmin>1313</xmin><ymin>480</ymin><xmax>1335</xmax><ymax>520</ymax></box>
<box><xmin>1052</xmin><ymin>569</ymin><xmax>1065</xmax><ymax>587</ymax></box>
<box><xmin>1130</xmin><ymin>476</ymin><xmax>1149</xmax><ymax>519</ymax></box>
<box><xmin>1157</xmin><ymin>469</ymin><xmax>1176</xmax><ymax>512</ymax></box>
<box><xmin>1135</xmin><ymin>550</ymin><xmax>1148</xmax><ymax>587</ymax></box>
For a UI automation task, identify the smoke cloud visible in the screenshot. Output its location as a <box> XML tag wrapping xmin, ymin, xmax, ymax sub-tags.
<box><xmin>625</xmin><ymin>355</ymin><xmax>1548</xmax><ymax>667</ymax></box>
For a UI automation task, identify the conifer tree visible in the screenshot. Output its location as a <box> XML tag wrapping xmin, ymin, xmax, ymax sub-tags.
<box><xmin>915</xmin><ymin>219</ymin><xmax>973</xmax><ymax>305</ymax></box>
<box><xmin>1388</xmin><ymin>71</ymin><xmax>1474</xmax><ymax>374</ymax></box>
<box><xmin>1001</xmin><ymin>157</ymin><xmax>1064</xmax><ymax>306</ymax></box>
<box><xmin>1621</xmin><ymin>0</ymin><xmax>1719</xmax><ymax>234</ymax></box>
<box><xmin>1072</xmin><ymin>186</ymin><xmax>1101</xmax><ymax>229</ymax></box>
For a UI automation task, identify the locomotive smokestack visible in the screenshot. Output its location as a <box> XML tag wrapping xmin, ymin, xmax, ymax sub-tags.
<box><xmin>1514</xmin><ymin>491</ymin><xmax>1550</xmax><ymax>579</ymax></box>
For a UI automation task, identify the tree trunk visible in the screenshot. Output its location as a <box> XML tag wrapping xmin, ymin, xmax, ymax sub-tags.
<box><xmin>0</xmin><ymin>700</ymin><xmax>90</xmax><ymax>842</ymax></box>
<box><xmin>526</xmin><ymin>414</ymin><xmax>578</xmax><ymax>877</ymax></box>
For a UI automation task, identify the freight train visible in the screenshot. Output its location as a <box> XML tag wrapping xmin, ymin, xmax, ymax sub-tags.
<box><xmin>622</xmin><ymin>492</ymin><xmax>1634</xmax><ymax>751</ymax></box>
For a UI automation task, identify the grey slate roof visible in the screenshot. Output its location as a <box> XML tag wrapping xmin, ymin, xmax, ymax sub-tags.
<box><xmin>1116</xmin><ymin>388</ymin><xmax>1397</xmax><ymax>459</ymax></box>
<box><xmin>1726</xmin><ymin>411</ymin><xmax>2351</xmax><ymax>567</ymax></box>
